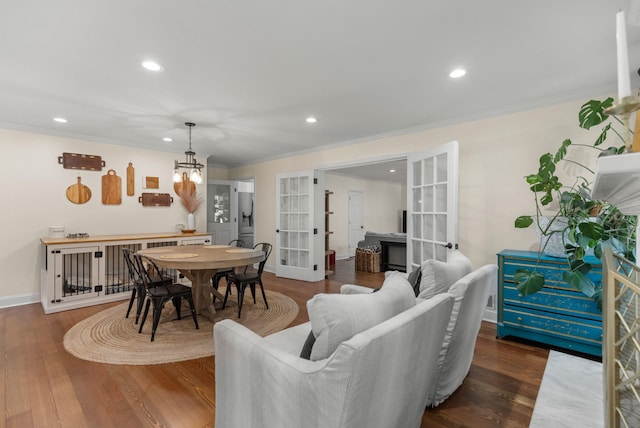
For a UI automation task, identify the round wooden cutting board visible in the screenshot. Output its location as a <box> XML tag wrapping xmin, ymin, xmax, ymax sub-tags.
<box><xmin>66</xmin><ymin>177</ymin><xmax>92</xmax><ymax>204</ymax></box>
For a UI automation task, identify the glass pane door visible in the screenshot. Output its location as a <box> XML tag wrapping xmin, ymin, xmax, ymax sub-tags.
<box><xmin>276</xmin><ymin>171</ymin><xmax>321</xmax><ymax>281</ymax></box>
<box><xmin>407</xmin><ymin>140</ymin><xmax>459</xmax><ymax>269</ymax></box>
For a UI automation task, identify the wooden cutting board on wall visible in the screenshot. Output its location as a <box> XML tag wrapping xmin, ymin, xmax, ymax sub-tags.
<box><xmin>66</xmin><ymin>177</ymin><xmax>91</xmax><ymax>204</ymax></box>
<box><xmin>102</xmin><ymin>169</ymin><xmax>122</xmax><ymax>205</ymax></box>
<box><xmin>174</xmin><ymin>171</ymin><xmax>196</xmax><ymax>196</ymax></box>
<box><xmin>126</xmin><ymin>162</ymin><xmax>135</xmax><ymax>196</ymax></box>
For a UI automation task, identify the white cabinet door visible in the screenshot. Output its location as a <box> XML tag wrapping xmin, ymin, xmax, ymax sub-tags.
<box><xmin>207</xmin><ymin>180</ymin><xmax>238</xmax><ymax>245</ymax></box>
<box><xmin>407</xmin><ymin>140</ymin><xmax>459</xmax><ymax>269</ymax></box>
<box><xmin>52</xmin><ymin>246</ymin><xmax>101</xmax><ymax>303</ymax></box>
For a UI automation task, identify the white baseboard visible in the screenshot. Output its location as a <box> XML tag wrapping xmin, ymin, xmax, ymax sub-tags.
<box><xmin>0</xmin><ymin>293</ymin><xmax>39</xmax><ymax>309</ymax></box>
<box><xmin>483</xmin><ymin>308</ymin><xmax>497</xmax><ymax>323</ymax></box>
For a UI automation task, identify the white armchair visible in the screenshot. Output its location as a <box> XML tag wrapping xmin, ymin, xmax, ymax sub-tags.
<box><xmin>426</xmin><ymin>264</ymin><xmax>497</xmax><ymax>406</ymax></box>
<box><xmin>213</xmin><ymin>293</ymin><xmax>454</xmax><ymax>428</ymax></box>
<box><xmin>341</xmin><ymin>262</ymin><xmax>498</xmax><ymax>407</ymax></box>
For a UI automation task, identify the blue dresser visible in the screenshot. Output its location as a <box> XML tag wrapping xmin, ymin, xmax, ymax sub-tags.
<box><xmin>497</xmin><ymin>249</ymin><xmax>602</xmax><ymax>357</ymax></box>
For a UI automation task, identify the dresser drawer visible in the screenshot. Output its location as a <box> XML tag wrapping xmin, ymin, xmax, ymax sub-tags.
<box><xmin>502</xmin><ymin>284</ymin><xmax>601</xmax><ymax>321</ymax></box>
<box><xmin>500</xmin><ymin>258</ymin><xmax>602</xmax><ymax>290</ymax></box>
<box><xmin>502</xmin><ymin>305</ymin><xmax>602</xmax><ymax>346</ymax></box>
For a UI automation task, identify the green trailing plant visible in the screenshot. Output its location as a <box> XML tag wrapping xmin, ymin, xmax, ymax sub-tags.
<box><xmin>514</xmin><ymin>97</ymin><xmax>637</xmax><ymax>309</ymax></box>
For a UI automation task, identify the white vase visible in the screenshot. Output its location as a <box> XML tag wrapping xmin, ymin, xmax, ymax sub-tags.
<box><xmin>536</xmin><ymin>216</ymin><xmax>568</xmax><ymax>258</ymax></box>
<box><xmin>187</xmin><ymin>213</ymin><xmax>195</xmax><ymax>230</ymax></box>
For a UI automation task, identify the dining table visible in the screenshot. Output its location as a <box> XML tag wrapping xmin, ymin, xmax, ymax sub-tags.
<box><xmin>137</xmin><ymin>244</ymin><xmax>264</xmax><ymax>322</ymax></box>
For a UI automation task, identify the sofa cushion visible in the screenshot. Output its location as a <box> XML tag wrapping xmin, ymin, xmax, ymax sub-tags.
<box><xmin>407</xmin><ymin>267</ymin><xmax>422</xmax><ymax>296</ymax></box>
<box><xmin>418</xmin><ymin>250</ymin><xmax>472</xmax><ymax>300</ymax></box>
<box><xmin>306</xmin><ymin>272</ymin><xmax>416</xmax><ymax>361</ymax></box>
<box><xmin>299</xmin><ymin>330</ymin><xmax>316</xmax><ymax>359</ymax></box>
<box><xmin>382</xmin><ymin>268</ymin><xmax>421</xmax><ymax>296</ymax></box>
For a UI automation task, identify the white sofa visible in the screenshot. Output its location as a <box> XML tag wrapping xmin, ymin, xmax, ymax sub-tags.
<box><xmin>342</xmin><ymin>255</ymin><xmax>497</xmax><ymax>406</ymax></box>
<box><xmin>214</xmin><ymin>277</ymin><xmax>454</xmax><ymax>428</ymax></box>
<box><xmin>213</xmin><ymin>252</ymin><xmax>497</xmax><ymax>427</ymax></box>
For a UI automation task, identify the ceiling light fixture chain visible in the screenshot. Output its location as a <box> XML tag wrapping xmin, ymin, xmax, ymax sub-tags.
<box><xmin>173</xmin><ymin>121</ymin><xmax>204</xmax><ymax>184</ymax></box>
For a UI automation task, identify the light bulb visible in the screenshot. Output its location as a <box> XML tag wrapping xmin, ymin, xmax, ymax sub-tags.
<box><xmin>172</xmin><ymin>169</ymin><xmax>182</xmax><ymax>183</ymax></box>
<box><xmin>190</xmin><ymin>169</ymin><xmax>203</xmax><ymax>184</ymax></box>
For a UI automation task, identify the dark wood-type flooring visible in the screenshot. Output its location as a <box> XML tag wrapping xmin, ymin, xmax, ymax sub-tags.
<box><xmin>0</xmin><ymin>258</ymin><xmax>551</xmax><ymax>428</ymax></box>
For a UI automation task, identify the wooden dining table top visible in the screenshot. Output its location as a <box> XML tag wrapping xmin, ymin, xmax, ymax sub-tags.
<box><xmin>137</xmin><ymin>244</ymin><xmax>264</xmax><ymax>270</ymax></box>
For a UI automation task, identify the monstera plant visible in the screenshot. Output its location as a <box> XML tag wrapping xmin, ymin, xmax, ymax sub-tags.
<box><xmin>514</xmin><ymin>97</ymin><xmax>637</xmax><ymax>308</ymax></box>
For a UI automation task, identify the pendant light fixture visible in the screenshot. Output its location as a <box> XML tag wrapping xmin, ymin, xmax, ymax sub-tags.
<box><xmin>172</xmin><ymin>121</ymin><xmax>204</xmax><ymax>184</ymax></box>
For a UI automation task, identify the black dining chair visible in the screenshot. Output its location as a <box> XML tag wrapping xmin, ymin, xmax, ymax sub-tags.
<box><xmin>211</xmin><ymin>239</ymin><xmax>245</xmax><ymax>300</ymax></box>
<box><xmin>222</xmin><ymin>242</ymin><xmax>272</xmax><ymax>318</ymax></box>
<box><xmin>136</xmin><ymin>254</ymin><xmax>199</xmax><ymax>341</ymax></box>
<box><xmin>123</xmin><ymin>248</ymin><xmax>173</xmax><ymax>324</ymax></box>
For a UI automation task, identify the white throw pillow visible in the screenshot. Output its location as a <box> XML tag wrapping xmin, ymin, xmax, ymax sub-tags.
<box><xmin>307</xmin><ymin>273</ymin><xmax>415</xmax><ymax>361</ymax></box>
<box><xmin>418</xmin><ymin>250</ymin><xmax>472</xmax><ymax>300</ymax></box>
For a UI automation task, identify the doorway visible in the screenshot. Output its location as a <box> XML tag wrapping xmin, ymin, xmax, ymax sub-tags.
<box><xmin>207</xmin><ymin>178</ymin><xmax>255</xmax><ymax>247</ymax></box>
<box><xmin>237</xmin><ymin>179</ymin><xmax>255</xmax><ymax>248</ymax></box>
<box><xmin>322</xmin><ymin>156</ymin><xmax>408</xmax><ymax>275</ymax></box>
<box><xmin>348</xmin><ymin>190</ymin><xmax>365</xmax><ymax>257</ymax></box>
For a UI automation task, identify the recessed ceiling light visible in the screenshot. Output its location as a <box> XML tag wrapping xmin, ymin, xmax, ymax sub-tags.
<box><xmin>306</xmin><ymin>117</ymin><xmax>317</xmax><ymax>124</ymax></box>
<box><xmin>163</xmin><ymin>137</ymin><xmax>173</xmax><ymax>142</ymax></box>
<box><xmin>389</xmin><ymin>169</ymin><xmax>396</xmax><ymax>173</ymax></box>
<box><xmin>53</xmin><ymin>117</ymin><xmax>68</xmax><ymax>123</ymax></box>
<box><xmin>142</xmin><ymin>60</ymin><xmax>164</xmax><ymax>72</ymax></box>
<box><xmin>449</xmin><ymin>68</ymin><xmax>466</xmax><ymax>78</ymax></box>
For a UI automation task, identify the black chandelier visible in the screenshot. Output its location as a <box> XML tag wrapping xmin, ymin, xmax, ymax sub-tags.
<box><xmin>172</xmin><ymin>121</ymin><xmax>204</xmax><ymax>184</ymax></box>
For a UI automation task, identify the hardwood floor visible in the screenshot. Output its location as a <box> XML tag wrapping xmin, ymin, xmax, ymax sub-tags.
<box><xmin>0</xmin><ymin>259</ymin><xmax>549</xmax><ymax>428</ymax></box>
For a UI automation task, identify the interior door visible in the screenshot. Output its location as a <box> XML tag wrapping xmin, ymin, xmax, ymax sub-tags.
<box><xmin>407</xmin><ymin>140</ymin><xmax>459</xmax><ymax>269</ymax></box>
<box><xmin>207</xmin><ymin>180</ymin><xmax>238</xmax><ymax>245</ymax></box>
<box><xmin>348</xmin><ymin>190</ymin><xmax>365</xmax><ymax>257</ymax></box>
<box><xmin>275</xmin><ymin>170</ymin><xmax>324</xmax><ymax>282</ymax></box>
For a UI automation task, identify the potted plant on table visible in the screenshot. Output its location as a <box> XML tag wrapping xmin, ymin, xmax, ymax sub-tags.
<box><xmin>514</xmin><ymin>97</ymin><xmax>637</xmax><ymax>308</ymax></box>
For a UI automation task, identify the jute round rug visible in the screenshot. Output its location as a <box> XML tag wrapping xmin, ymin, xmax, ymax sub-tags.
<box><xmin>63</xmin><ymin>289</ymin><xmax>298</xmax><ymax>365</ymax></box>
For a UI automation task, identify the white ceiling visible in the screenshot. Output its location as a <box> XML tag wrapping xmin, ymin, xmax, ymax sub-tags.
<box><xmin>1</xmin><ymin>1</ymin><xmax>639</xmax><ymax>169</ymax></box>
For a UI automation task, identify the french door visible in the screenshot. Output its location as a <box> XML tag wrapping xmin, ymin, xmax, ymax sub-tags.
<box><xmin>407</xmin><ymin>140</ymin><xmax>459</xmax><ymax>268</ymax></box>
<box><xmin>275</xmin><ymin>170</ymin><xmax>324</xmax><ymax>282</ymax></box>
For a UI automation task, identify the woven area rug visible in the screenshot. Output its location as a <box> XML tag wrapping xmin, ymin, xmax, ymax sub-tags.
<box><xmin>63</xmin><ymin>289</ymin><xmax>298</xmax><ymax>365</ymax></box>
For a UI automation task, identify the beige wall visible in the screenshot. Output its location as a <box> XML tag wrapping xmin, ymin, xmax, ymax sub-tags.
<box><xmin>229</xmin><ymin>95</ymin><xmax>611</xmax><ymax>271</ymax></box>
<box><xmin>0</xmin><ymin>94</ymin><xmax>613</xmax><ymax>305</ymax></box>
<box><xmin>326</xmin><ymin>174</ymin><xmax>404</xmax><ymax>258</ymax></box>
<box><xmin>207</xmin><ymin>165</ymin><xmax>229</xmax><ymax>180</ymax></box>
<box><xmin>0</xmin><ymin>129</ymin><xmax>207</xmax><ymax>303</ymax></box>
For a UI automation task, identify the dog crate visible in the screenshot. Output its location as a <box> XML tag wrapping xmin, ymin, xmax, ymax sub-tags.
<box><xmin>41</xmin><ymin>232</ymin><xmax>211</xmax><ymax>314</ymax></box>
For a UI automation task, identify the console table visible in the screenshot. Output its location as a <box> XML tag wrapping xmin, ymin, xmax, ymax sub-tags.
<box><xmin>40</xmin><ymin>232</ymin><xmax>212</xmax><ymax>314</ymax></box>
<box><xmin>497</xmin><ymin>249</ymin><xmax>602</xmax><ymax>357</ymax></box>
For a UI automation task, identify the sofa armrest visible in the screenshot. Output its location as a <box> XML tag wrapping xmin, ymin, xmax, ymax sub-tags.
<box><xmin>214</xmin><ymin>320</ymin><xmax>353</xmax><ymax>428</ymax></box>
<box><xmin>340</xmin><ymin>284</ymin><xmax>376</xmax><ymax>294</ymax></box>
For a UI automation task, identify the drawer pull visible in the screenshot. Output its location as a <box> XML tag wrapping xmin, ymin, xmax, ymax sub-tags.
<box><xmin>517</xmin><ymin>317</ymin><xmax>523</xmax><ymax>322</ymax></box>
<box><xmin>518</xmin><ymin>293</ymin><xmax>523</xmax><ymax>298</ymax></box>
